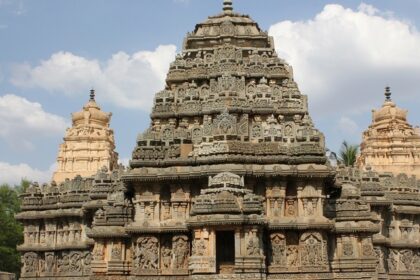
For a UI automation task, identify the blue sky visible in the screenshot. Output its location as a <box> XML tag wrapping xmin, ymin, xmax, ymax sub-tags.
<box><xmin>1</xmin><ymin>0</ymin><xmax>420</xmax><ymax>184</ymax></box>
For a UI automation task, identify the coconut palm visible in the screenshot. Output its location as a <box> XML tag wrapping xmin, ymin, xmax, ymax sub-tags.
<box><xmin>338</xmin><ymin>141</ymin><xmax>359</xmax><ymax>166</ymax></box>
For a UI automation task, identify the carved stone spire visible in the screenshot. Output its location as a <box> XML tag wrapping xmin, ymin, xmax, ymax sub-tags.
<box><xmin>384</xmin><ymin>86</ymin><xmax>391</xmax><ymax>101</ymax></box>
<box><xmin>52</xmin><ymin>89</ymin><xmax>118</xmax><ymax>183</ymax></box>
<box><xmin>90</xmin><ymin>88</ymin><xmax>96</xmax><ymax>101</ymax></box>
<box><xmin>223</xmin><ymin>0</ymin><xmax>233</xmax><ymax>14</ymax></box>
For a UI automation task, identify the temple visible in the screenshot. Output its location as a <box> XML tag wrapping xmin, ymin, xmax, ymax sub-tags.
<box><xmin>358</xmin><ymin>87</ymin><xmax>420</xmax><ymax>177</ymax></box>
<box><xmin>52</xmin><ymin>90</ymin><xmax>119</xmax><ymax>183</ymax></box>
<box><xmin>15</xmin><ymin>1</ymin><xmax>420</xmax><ymax>279</ymax></box>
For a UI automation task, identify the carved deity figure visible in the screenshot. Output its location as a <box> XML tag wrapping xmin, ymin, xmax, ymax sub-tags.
<box><xmin>58</xmin><ymin>254</ymin><xmax>70</xmax><ymax>273</ymax></box>
<box><xmin>23</xmin><ymin>252</ymin><xmax>37</xmax><ymax>273</ymax></box>
<box><xmin>246</xmin><ymin>234</ymin><xmax>260</xmax><ymax>256</ymax></box>
<box><xmin>173</xmin><ymin>235</ymin><xmax>189</xmax><ymax>269</ymax></box>
<box><xmin>192</xmin><ymin>239</ymin><xmax>206</xmax><ymax>257</ymax></box>
<box><xmin>161</xmin><ymin>239</ymin><xmax>172</xmax><ymax>269</ymax></box>
<box><xmin>111</xmin><ymin>244</ymin><xmax>122</xmax><ymax>260</ymax></box>
<box><xmin>287</xmin><ymin>246</ymin><xmax>299</xmax><ymax>267</ymax></box>
<box><xmin>270</xmin><ymin>233</ymin><xmax>286</xmax><ymax>266</ymax></box>
<box><xmin>300</xmin><ymin>233</ymin><xmax>325</xmax><ymax>266</ymax></box>
<box><xmin>45</xmin><ymin>253</ymin><xmax>55</xmax><ymax>273</ymax></box>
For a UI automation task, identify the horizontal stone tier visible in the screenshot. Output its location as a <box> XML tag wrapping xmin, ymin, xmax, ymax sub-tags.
<box><xmin>130</xmin><ymin>155</ymin><xmax>327</xmax><ymax>168</ymax></box>
<box><xmin>268</xmin><ymin>219</ymin><xmax>333</xmax><ymax>230</ymax></box>
<box><xmin>87</xmin><ymin>226</ymin><xmax>130</xmax><ymax>238</ymax></box>
<box><xmin>125</xmin><ymin>225</ymin><xmax>189</xmax><ymax>234</ymax></box>
<box><xmin>17</xmin><ymin>241</ymin><xmax>92</xmax><ymax>252</ymax></box>
<box><xmin>393</xmin><ymin>205</ymin><xmax>420</xmax><ymax>214</ymax></box>
<box><xmin>15</xmin><ymin>209</ymin><xmax>84</xmax><ymax>220</ymax></box>
<box><xmin>166</xmin><ymin>68</ymin><xmax>289</xmax><ymax>83</ymax></box>
<box><xmin>123</xmin><ymin>164</ymin><xmax>334</xmax><ymax>182</ymax></box>
<box><xmin>187</xmin><ymin>214</ymin><xmax>265</xmax><ymax>227</ymax></box>
<box><xmin>151</xmin><ymin>105</ymin><xmax>306</xmax><ymax>118</ymax></box>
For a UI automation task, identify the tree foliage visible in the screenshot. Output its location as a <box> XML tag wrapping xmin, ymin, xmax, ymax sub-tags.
<box><xmin>0</xmin><ymin>180</ymin><xmax>29</xmax><ymax>276</ymax></box>
<box><xmin>338</xmin><ymin>141</ymin><xmax>359</xmax><ymax>166</ymax></box>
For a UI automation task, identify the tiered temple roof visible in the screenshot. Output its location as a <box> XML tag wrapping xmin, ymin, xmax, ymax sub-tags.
<box><xmin>358</xmin><ymin>87</ymin><xmax>420</xmax><ymax>177</ymax></box>
<box><xmin>52</xmin><ymin>90</ymin><xmax>118</xmax><ymax>183</ymax></box>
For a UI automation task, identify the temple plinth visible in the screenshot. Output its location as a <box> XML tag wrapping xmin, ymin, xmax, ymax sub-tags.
<box><xmin>52</xmin><ymin>90</ymin><xmax>118</xmax><ymax>183</ymax></box>
<box><xmin>358</xmin><ymin>87</ymin><xmax>420</xmax><ymax>176</ymax></box>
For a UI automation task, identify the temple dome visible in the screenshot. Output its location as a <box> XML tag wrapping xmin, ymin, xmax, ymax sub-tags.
<box><xmin>358</xmin><ymin>87</ymin><xmax>420</xmax><ymax>177</ymax></box>
<box><xmin>71</xmin><ymin>89</ymin><xmax>111</xmax><ymax>127</ymax></box>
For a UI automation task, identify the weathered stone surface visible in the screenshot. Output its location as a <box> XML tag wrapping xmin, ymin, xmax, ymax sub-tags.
<box><xmin>52</xmin><ymin>90</ymin><xmax>119</xmax><ymax>184</ymax></box>
<box><xmin>358</xmin><ymin>87</ymin><xmax>420</xmax><ymax>177</ymax></box>
<box><xmin>16</xmin><ymin>1</ymin><xmax>420</xmax><ymax>280</ymax></box>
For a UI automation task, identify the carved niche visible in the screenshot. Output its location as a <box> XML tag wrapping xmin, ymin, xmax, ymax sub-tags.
<box><xmin>246</xmin><ymin>230</ymin><xmax>261</xmax><ymax>257</ymax></box>
<box><xmin>300</xmin><ymin>232</ymin><xmax>327</xmax><ymax>269</ymax></box>
<box><xmin>270</xmin><ymin>233</ymin><xmax>286</xmax><ymax>267</ymax></box>
<box><xmin>301</xmin><ymin>185</ymin><xmax>319</xmax><ymax>217</ymax></box>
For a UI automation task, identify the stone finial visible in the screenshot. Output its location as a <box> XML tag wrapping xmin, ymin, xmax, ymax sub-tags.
<box><xmin>385</xmin><ymin>86</ymin><xmax>391</xmax><ymax>101</ymax></box>
<box><xmin>90</xmin><ymin>89</ymin><xmax>95</xmax><ymax>101</ymax></box>
<box><xmin>223</xmin><ymin>0</ymin><xmax>233</xmax><ymax>14</ymax></box>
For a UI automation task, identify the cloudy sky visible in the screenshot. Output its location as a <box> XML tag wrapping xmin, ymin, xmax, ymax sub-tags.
<box><xmin>1</xmin><ymin>0</ymin><xmax>420</xmax><ymax>185</ymax></box>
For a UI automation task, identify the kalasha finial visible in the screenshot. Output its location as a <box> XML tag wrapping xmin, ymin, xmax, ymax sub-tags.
<box><xmin>385</xmin><ymin>86</ymin><xmax>391</xmax><ymax>101</ymax></box>
<box><xmin>223</xmin><ymin>0</ymin><xmax>233</xmax><ymax>14</ymax></box>
<box><xmin>90</xmin><ymin>89</ymin><xmax>95</xmax><ymax>101</ymax></box>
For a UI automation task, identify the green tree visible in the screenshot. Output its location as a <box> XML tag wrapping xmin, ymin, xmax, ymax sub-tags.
<box><xmin>338</xmin><ymin>141</ymin><xmax>359</xmax><ymax>166</ymax></box>
<box><xmin>0</xmin><ymin>180</ymin><xmax>29</xmax><ymax>276</ymax></box>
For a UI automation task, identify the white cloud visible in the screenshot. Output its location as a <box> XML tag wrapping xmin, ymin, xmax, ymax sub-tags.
<box><xmin>269</xmin><ymin>3</ymin><xmax>420</xmax><ymax>117</ymax></box>
<box><xmin>337</xmin><ymin>117</ymin><xmax>359</xmax><ymax>135</ymax></box>
<box><xmin>0</xmin><ymin>94</ymin><xmax>68</xmax><ymax>149</ymax></box>
<box><xmin>0</xmin><ymin>161</ymin><xmax>55</xmax><ymax>186</ymax></box>
<box><xmin>11</xmin><ymin>45</ymin><xmax>177</xmax><ymax>111</ymax></box>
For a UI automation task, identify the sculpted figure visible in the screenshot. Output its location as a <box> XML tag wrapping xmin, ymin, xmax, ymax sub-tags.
<box><xmin>173</xmin><ymin>236</ymin><xmax>189</xmax><ymax>269</ymax></box>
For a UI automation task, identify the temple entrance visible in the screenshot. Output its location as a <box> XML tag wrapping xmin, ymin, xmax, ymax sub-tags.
<box><xmin>216</xmin><ymin>230</ymin><xmax>235</xmax><ymax>274</ymax></box>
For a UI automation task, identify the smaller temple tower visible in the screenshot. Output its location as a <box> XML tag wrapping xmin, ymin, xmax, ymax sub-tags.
<box><xmin>358</xmin><ymin>87</ymin><xmax>420</xmax><ymax>176</ymax></box>
<box><xmin>52</xmin><ymin>90</ymin><xmax>118</xmax><ymax>183</ymax></box>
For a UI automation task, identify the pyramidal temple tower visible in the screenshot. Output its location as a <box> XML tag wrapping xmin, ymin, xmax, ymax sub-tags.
<box><xmin>52</xmin><ymin>90</ymin><xmax>118</xmax><ymax>183</ymax></box>
<box><xmin>16</xmin><ymin>1</ymin><xmax>420</xmax><ymax>280</ymax></box>
<box><xmin>358</xmin><ymin>87</ymin><xmax>420</xmax><ymax>176</ymax></box>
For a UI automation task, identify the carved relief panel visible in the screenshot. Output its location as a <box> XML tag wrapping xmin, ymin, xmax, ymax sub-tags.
<box><xmin>132</xmin><ymin>236</ymin><xmax>159</xmax><ymax>275</ymax></box>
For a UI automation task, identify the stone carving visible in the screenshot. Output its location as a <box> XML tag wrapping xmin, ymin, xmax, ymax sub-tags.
<box><xmin>300</xmin><ymin>232</ymin><xmax>326</xmax><ymax>267</ymax></box>
<box><xmin>192</xmin><ymin>239</ymin><xmax>206</xmax><ymax>257</ymax></box>
<box><xmin>173</xmin><ymin>235</ymin><xmax>189</xmax><ymax>269</ymax></box>
<box><xmin>343</xmin><ymin>242</ymin><xmax>354</xmax><ymax>257</ymax></box>
<box><xmin>23</xmin><ymin>252</ymin><xmax>37</xmax><ymax>274</ymax></box>
<box><xmin>358</xmin><ymin>87</ymin><xmax>420</xmax><ymax>177</ymax></box>
<box><xmin>111</xmin><ymin>244</ymin><xmax>122</xmax><ymax>260</ymax></box>
<box><xmin>15</xmin><ymin>1</ymin><xmax>420</xmax><ymax>280</ymax></box>
<box><xmin>45</xmin><ymin>252</ymin><xmax>55</xmax><ymax>273</ymax></box>
<box><xmin>161</xmin><ymin>238</ymin><xmax>172</xmax><ymax>269</ymax></box>
<box><xmin>134</xmin><ymin>237</ymin><xmax>159</xmax><ymax>270</ymax></box>
<box><xmin>52</xmin><ymin>90</ymin><xmax>118</xmax><ymax>183</ymax></box>
<box><xmin>93</xmin><ymin>243</ymin><xmax>104</xmax><ymax>261</ymax></box>
<box><xmin>270</xmin><ymin>233</ymin><xmax>286</xmax><ymax>266</ymax></box>
<box><xmin>246</xmin><ymin>233</ymin><xmax>260</xmax><ymax>256</ymax></box>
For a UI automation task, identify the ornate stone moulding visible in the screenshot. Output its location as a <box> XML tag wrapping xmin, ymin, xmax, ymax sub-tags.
<box><xmin>123</xmin><ymin>164</ymin><xmax>333</xmax><ymax>182</ymax></box>
<box><xmin>125</xmin><ymin>225</ymin><xmax>189</xmax><ymax>234</ymax></box>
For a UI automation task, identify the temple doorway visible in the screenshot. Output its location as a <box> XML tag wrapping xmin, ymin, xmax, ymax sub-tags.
<box><xmin>216</xmin><ymin>230</ymin><xmax>235</xmax><ymax>273</ymax></box>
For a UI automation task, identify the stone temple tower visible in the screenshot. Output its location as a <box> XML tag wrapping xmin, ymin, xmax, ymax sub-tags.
<box><xmin>16</xmin><ymin>1</ymin><xmax>420</xmax><ymax>280</ymax></box>
<box><xmin>358</xmin><ymin>87</ymin><xmax>420</xmax><ymax>177</ymax></box>
<box><xmin>120</xmin><ymin>1</ymin><xmax>376</xmax><ymax>279</ymax></box>
<box><xmin>52</xmin><ymin>90</ymin><xmax>118</xmax><ymax>183</ymax></box>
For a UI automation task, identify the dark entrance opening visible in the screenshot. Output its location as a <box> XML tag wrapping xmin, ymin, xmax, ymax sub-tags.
<box><xmin>216</xmin><ymin>231</ymin><xmax>235</xmax><ymax>273</ymax></box>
